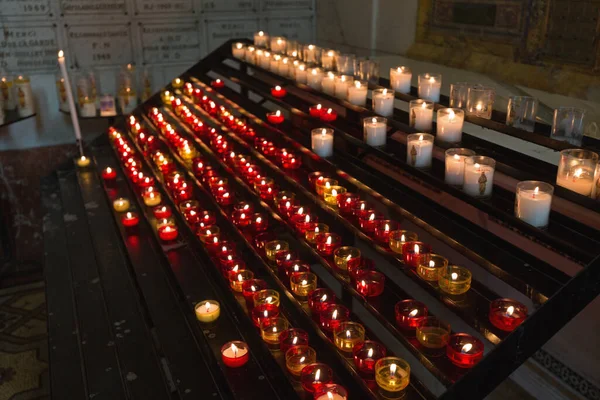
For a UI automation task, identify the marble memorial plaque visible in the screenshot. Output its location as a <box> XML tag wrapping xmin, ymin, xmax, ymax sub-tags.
<box><xmin>140</xmin><ymin>22</ymin><xmax>201</xmax><ymax>64</ymax></box>
<box><xmin>262</xmin><ymin>0</ymin><xmax>312</xmax><ymax>11</ymax></box>
<box><xmin>61</xmin><ymin>0</ymin><xmax>126</xmax><ymax>15</ymax></box>
<box><xmin>201</xmin><ymin>0</ymin><xmax>255</xmax><ymax>13</ymax></box>
<box><xmin>206</xmin><ymin>18</ymin><xmax>258</xmax><ymax>52</ymax></box>
<box><xmin>267</xmin><ymin>16</ymin><xmax>312</xmax><ymax>42</ymax></box>
<box><xmin>134</xmin><ymin>0</ymin><xmax>193</xmax><ymax>14</ymax></box>
<box><xmin>66</xmin><ymin>24</ymin><xmax>133</xmax><ymax>67</ymax></box>
<box><xmin>0</xmin><ymin>0</ymin><xmax>51</xmax><ymax>17</ymax></box>
<box><xmin>0</xmin><ymin>24</ymin><xmax>58</xmax><ymax>71</ymax></box>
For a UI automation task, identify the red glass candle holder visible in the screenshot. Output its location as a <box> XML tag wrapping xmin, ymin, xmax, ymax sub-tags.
<box><xmin>121</xmin><ymin>212</ymin><xmax>139</xmax><ymax>228</ymax></box>
<box><xmin>216</xmin><ymin>191</ymin><xmax>234</xmax><ymax>206</ymax></box>
<box><xmin>489</xmin><ymin>299</ymin><xmax>527</xmax><ymax>332</ymax></box>
<box><xmin>219</xmin><ymin>252</ymin><xmax>244</xmax><ymax>269</ymax></box>
<box><xmin>274</xmin><ymin>250</ymin><xmax>296</xmax><ymax>269</ymax></box>
<box><xmin>291</xmin><ymin>213</ymin><xmax>317</xmax><ymax>234</ymax></box>
<box><xmin>300</xmin><ymin>363</ymin><xmax>333</xmax><ymax>393</ymax></box>
<box><xmin>308</xmin><ymin>288</ymin><xmax>336</xmax><ymax>316</ymax></box>
<box><xmin>337</xmin><ymin>192</ymin><xmax>360</xmax><ymax>215</ymax></box>
<box><xmin>153</xmin><ymin>205</ymin><xmax>172</xmax><ymax>219</ymax></box>
<box><xmin>281</xmin><ymin>153</ymin><xmax>301</xmax><ymax>170</ymax></box>
<box><xmin>228</xmin><ymin>269</ymin><xmax>254</xmax><ymax>292</ymax></box>
<box><xmin>356</xmin><ymin>271</ymin><xmax>385</xmax><ymax>297</ymax></box>
<box><xmin>374</xmin><ymin>220</ymin><xmax>400</xmax><ymax>244</ymax></box>
<box><xmin>251</xmin><ymin>303</ymin><xmax>280</xmax><ymax>327</ymax></box>
<box><xmin>208</xmin><ymin>176</ymin><xmax>228</xmax><ymax>192</ymax></box>
<box><xmin>222</xmin><ymin>261</ymin><xmax>246</xmax><ymax>280</ymax></box>
<box><xmin>351</xmin><ymin>200</ymin><xmax>371</xmax><ymax>218</ymax></box>
<box><xmin>267</xmin><ymin>110</ymin><xmax>284</xmax><ymax>125</ymax></box>
<box><xmin>315</xmin><ymin>233</ymin><xmax>341</xmax><ymax>257</ymax></box>
<box><xmin>271</xmin><ymin>85</ymin><xmax>287</xmax><ymax>98</ymax></box>
<box><xmin>319</xmin><ymin>304</ymin><xmax>349</xmax><ymax>333</ymax></box>
<box><xmin>395</xmin><ymin>299</ymin><xmax>428</xmax><ymax>331</ymax></box>
<box><xmin>308</xmin><ymin>172</ymin><xmax>325</xmax><ymax>189</ymax></box>
<box><xmin>402</xmin><ymin>242</ymin><xmax>432</xmax><ymax>268</ymax></box>
<box><xmin>251</xmin><ymin>213</ymin><xmax>268</xmax><ymax>232</ymax></box>
<box><xmin>102</xmin><ymin>167</ymin><xmax>117</xmax><ymax>181</ymax></box>
<box><xmin>347</xmin><ymin>261</ymin><xmax>373</xmax><ymax>283</ymax></box>
<box><xmin>176</xmin><ymin>186</ymin><xmax>193</xmax><ymax>202</ymax></box>
<box><xmin>232</xmin><ymin>209</ymin><xmax>252</xmax><ymax>228</ymax></box>
<box><xmin>198</xmin><ymin>211</ymin><xmax>217</xmax><ymax>228</ymax></box>
<box><xmin>279</xmin><ymin>328</ymin><xmax>309</xmax><ymax>353</ymax></box>
<box><xmin>313</xmin><ymin>384</ymin><xmax>348</xmax><ymax>400</ymax></box>
<box><xmin>158</xmin><ymin>223</ymin><xmax>178</xmax><ymax>241</ymax></box>
<box><xmin>221</xmin><ymin>341</ymin><xmax>249</xmax><ymax>368</ymax></box>
<box><xmin>242</xmin><ymin>279</ymin><xmax>268</xmax><ymax>307</ymax></box>
<box><xmin>309</xmin><ymin>104</ymin><xmax>324</xmax><ymax>118</ymax></box>
<box><xmin>446</xmin><ymin>333</ymin><xmax>484</xmax><ymax>368</ymax></box>
<box><xmin>286</xmin><ymin>262</ymin><xmax>310</xmax><ymax>279</ymax></box>
<box><xmin>320</xmin><ymin>108</ymin><xmax>337</xmax><ymax>122</ymax></box>
<box><xmin>287</xmin><ymin>204</ymin><xmax>308</xmax><ymax>219</ymax></box>
<box><xmin>353</xmin><ymin>341</ymin><xmax>387</xmax><ymax>376</ymax></box>
<box><xmin>277</xmin><ymin>198</ymin><xmax>298</xmax><ymax>215</ymax></box>
<box><xmin>254</xmin><ymin>232</ymin><xmax>276</xmax><ymax>253</ymax></box>
<box><xmin>138</xmin><ymin>175</ymin><xmax>155</xmax><ymax>189</ymax></box>
<box><xmin>211</xmin><ymin>79</ymin><xmax>225</xmax><ymax>88</ymax></box>
<box><xmin>358</xmin><ymin>210</ymin><xmax>384</xmax><ymax>234</ymax></box>
<box><xmin>212</xmin><ymin>240</ymin><xmax>236</xmax><ymax>258</ymax></box>
<box><xmin>192</xmin><ymin>159</ymin><xmax>205</xmax><ymax>176</ymax></box>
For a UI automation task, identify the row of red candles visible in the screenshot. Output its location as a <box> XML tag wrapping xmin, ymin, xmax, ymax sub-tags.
<box><xmin>159</xmin><ymin>98</ymin><xmax>492</xmax><ymax>370</ymax></box>
<box><xmin>124</xmin><ymin>113</ymin><xmax>369</xmax><ymax>394</ymax></box>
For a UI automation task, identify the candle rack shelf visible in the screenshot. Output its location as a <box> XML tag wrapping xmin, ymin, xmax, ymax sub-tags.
<box><xmin>0</xmin><ymin>109</ymin><xmax>36</xmax><ymax>128</ymax></box>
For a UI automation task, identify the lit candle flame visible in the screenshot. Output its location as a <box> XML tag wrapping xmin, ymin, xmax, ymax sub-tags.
<box><xmin>390</xmin><ymin>363</ymin><xmax>397</xmax><ymax>374</ymax></box>
<box><xmin>401</xmin><ymin>234</ymin><xmax>406</xmax><ymax>241</ymax></box>
<box><xmin>205</xmin><ymin>302</ymin><xmax>211</xmax><ymax>311</ymax></box>
<box><xmin>300</xmin><ymin>356</ymin><xmax>305</xmax><ymax>363</ymax></box>
<box><xmin>258</xmin><ymin>31</ymin><xmax>264</xmax><ymax>36</ymax></box>
<box><xmin>461</xmin><ymin>343</ymin><xmax>473</xmax><ymax>353</ymax></box>
<box><xmin>574</xmin><ymin>168</ymin><xmax>583</xmax><ymax>179</ymax></box>
<box><xmin>236</xmin><ymin>43</ymin><xmax>243</xmax><ymax>49</ymax></box>
<box><xmin>275</xmin><ymin>110</ymin><xmax>281</xmax><ymax>117</ymax></box>
<box><xmin>419</xmin><ymin>134</ymin><xmax>424</xmax><ymax>142</ymax></box>
<box><xmin>126</xmin><ymin>212</ymin><xmax>132</xmax><ymax>218</ymax></box>
<box><xmin>264</xmin><ymin>310</ymin><xmax>268</xmax><ymax>318</ymax></box>
<box><xmin>429</xmin><ymin>260</ymin><xmax>435</xmax><ymax>268</ymax></box>
<box><xmin>327</xmin><ymin>108</ymin><xmax>333</xmax><ymax>115</ymax></box>
<box><xmin>429</xmin><ymin>76</ymin><xmax>435</xmax><ymax>83</ymax></box>
<box><xmin>421</xmin><ymin>102</ymin><xmax>427</xmax><ymax>109</ymax></box>
<box><xmin>276</xmin><ymin>244</ymin><xmax>281</xmax><ymax>251</ymax></box>
<box><xmin>453</xmin><ymin>154</ymin><xmax>460</xmax><ymax>160</ymax></box>
<box><xmin>275</xmin><ymin>85</ymin><xmax>281</xmax><ymax>91</ymax></box>
<box><xmin>346</xmin><ymin>330</ymin><xmax>351</xmax><ymax>338</ymax></box>
<box><xmin>315</xmin><ymin>369</ymin><xmax>321</xmax><ymax>382</ymax></box>
<box><xmin>409</xmin><ymin>308</ymin><xmax>419</xmax><ymax>317</ymax></box>
<box><xmin>326</xmin><ymin>235</ymin><xmax>332</xmax><ymax>245</ymax></box>
<box><xmin>237</xmin><ymin>273</ymin><xmax>243</xmax><ymax>282</ymax></box>
<box><xmin>506</xmin><ymin>305</ymin><xmax>515</xmax><ymax>316</ymax></box>
<box><xmin>293</xmin><ymin>337</ymin><xmax>298</xmax><ymax>345</ymax></box>
<box><xmin>414</xmin><ymin>244</ymin><xmax>420</xmax><ymax>254</ymax></box>
<box><xmin>451</xmin><ymin>272</ymin><xmax>458</xmax><ymax>280</ymax></box>
<box><xmin>322</xmin><ymin>128</ymin><xmax>327</xmax><ymax>135</ymax></box>
<box><xmin>331</xmin><ymin>189</ymin><xmax>337</xmax><ymax>196</ymax></box>
<box><xmin>382</xmin><ymin>89</ymin><xmax>388</xmax><ymax>95</ymax></box>
<box><xmin>321</xmin><ymin>294</ymin><xmax>327</xmax><ymax>302</ymax></box>
<box><xmin>368</xmin><ymin>348</ymin><xmax>374</xmax><ymax>358</ymax></box>
<box><xmin>476</xmin><ymin>103</ymin><xmax>482</xmax><ymax>111</ymax></box>
<box><xmin>231</xmin><ymin>343</ymin><xmax>238</xmax><ymax>357</ymax></box>
<box><xmin>301</xmin><ymin>279</ymin><xmax>308</xmax><ymax>285</ymax></box>
<box><xmin>369</xmin><ymin>213</ymin><xmax>375</xmax><ymax>221</ymax></box>
<box><xmin>332</xmin><ymin>309</ymin><xmax>338</xmax><ymax>319</ymax></box>
<box><xmin>327</xmin><ymin>393</ymin><xmax>334</xmax><ymax>400</ymax></box>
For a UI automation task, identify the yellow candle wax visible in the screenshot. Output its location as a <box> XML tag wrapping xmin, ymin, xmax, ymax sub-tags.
<box><xmin>260</xmin><ymin>317</ymin><xmax>289</xmax><ymax>346</ymax></box>
<box><xmin>290</xmin><ymin>272</ymin><xmax>317</xmax><ymax>298</ymax></box>
<box><xmin>305</xmin><ymin>223</ymin><xmax>329</xmax><ymax>244</ymax></box>
<box><xmin>265</xmin><ymin>240</ymin><xmax>289</xmax><ymax>261</ymax></box>
<box><xmin>143</xmin><ymin>191</ymin><xmax>162</xmax><ymax>207</ymax></box>
<box><xmin>333</xmin><ymin>322</ymin><xmax>365</xmax><ymax>353</ymax></box>
<box><xmin>416</xmin><ymin>317</ymin><xmax>451</xmax><ymax>349</ymax></box>
<box><xmin>285</xmin><ymin>345</ymin><xmax>316</xmax><ymax>376</ymax></box>
<box><xmin>76</xmin><ymin>156</ymin><xmax>91</xmax><ymax>167</ymax></box>
<box><xmin>323</xmin><ymin>186</ymin><xmax>347</xmax><ymax>207</ymax></box>
<box><xmin>195</xmin><ymin>300</ymin><xmax>220</xmax><ymax>322</ymax></box>
<box><xmin>316</xmin><ymin>178</ymin><xmax>338</xmax><ymax>197</ymax></box>
<box><xmin>416</xmin><ymin>254</ymin><xmax>448</xmax><ymax>281</ymax></box>
<box><xmin>438</xmin><ymin>265</ymin><xmax>472</xmax><ymax>295</ymax></box>
<box><xmin>375</xmin><ymin>357</ymin><xmax>410</xmax><ymax>393</ymax></box>
<box><xmin>113</xmin><ymin>198</ymin><xmax>130</xmax><ymax>212</ymax></box>
<box><xmin>389</xmin><ymin>230</ymin><xmax>418</xmax><ymax>254</ymax></box>
<box><xmin>333</xmin><ymin>246</ymin><xmax>361</xmax><ymax>271</ymax></box>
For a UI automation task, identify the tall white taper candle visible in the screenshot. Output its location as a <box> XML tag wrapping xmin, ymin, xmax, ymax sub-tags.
<box><xmin>58</xmin><ymin>50</ymin><xmax>83</xmax><ymax>156</ymax></box>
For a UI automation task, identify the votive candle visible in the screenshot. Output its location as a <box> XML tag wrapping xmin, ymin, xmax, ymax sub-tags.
<box><xmin>333</xmin><ymin>321</ymin><xmax>365</xmax><ymax>354</ymax></box>
<box><xmin>290</xmin><ymin>272</ymin><xmax>318</xmax><ymax>299</ymax></box>
<box><xmin>333</xmin><ymin>246</ymin><xmax>361</xmax><ymax>271</ymax></box>
<box><xmin>356</xmin><ymin>271</ymin><xmax>385</xmax><ymax>297</ymax></box>
<box><xmin>445</xmin><ymin>148</ymin><xmax>476</xmax><ymax>186</ymax></box>
<box><xmin>260</xmin><ymin>317</ymin><xmax>289</xmax><ymax>347</ymax></box>
<box><xmin>463</xmin><ymin>156</ymin><xmax>496</xmax><ymax>198</ymax></box>
<box><xmin>113</xmin><ymin>197</ymin><xmax>130</xmax><ymax>212</ymax></box>
<box><xmin>320</xmin><ymin>304</ymin><xmax>349</xmax><ymax>333</ymax></box>
<box><xmin>409</xmin><ymin>100</ymin><xmax>434</xmax><ymax>132</ymax></box>
<box><xmin>437</xmin><ymin>108</ymin><xmax>465</xmax><ymax>143</ymax></box>
<box><xmin>315</xmin><ymin>233</ymin><xmax>341</xmax><ymax>257</ymax></box>
<box><xmin>265</xmin><ymin>240</ymin><xmax>289</xmax><ymax>261</ymax></box>
<box><xmin>407</xmin><ymin>133</ymin><xmax>434</xmax><ymax>169</ymax></box>
<box><xmin>300</xmin><ymin>363</ymin><xmax>333</xmax><ymax>394</ymax></box>
<box><xmin>418</xmin><ymin>73</ymin><xmax>442</xmax><ymax>102</ymax></box>
<box><xmin>221</xmin><ymin>341</ymin><xmax>249</xmax><ymax>368</ymax></box>
<box><xmin>308</xmin><ymin>288</ymin><xmax>336</xmax><ymax>316</ymax></box>
<box><xmin>489</xmin><ymin>298</ymin><xmax>528</xmax><ymax>331</ymax></box>
<box><xmin>402</xmin><ymin>241</ymin><xmax>431</xmax><ymax>267</ymax></box>
<box><xmin>389</xmin><ymin>230</ymin><xmax>418</xmax><ymax>254</ymax></box>
<box><xmin>279</xmin><ymin>328</ymin><xmax>309</xmax><ymax>353</ymax></box>
<box><xmin>229</xmin><ymin>270</ymin><xmax>255</xmax><ymax>292</ymax></box>
<box><xmin>395</xmin><ymin>299</ymin><xmax>428</xmax><ymax>331</ymax></box>
<box><xmin>390</xmin><ymin>66</ymin><xmax>412</xmax><ymax>94</ymax></box>
<box><xmin>416</xmin><ymin>316</ymin><xmax>451</xmax><ymax>349</ymax></box>
<box><xmin>446</xmin><ymin>333</ymin><xmax>484</xmax><ymax>368</ymax></box>
<box><xmin>515</xmin><ymin>181</ymin><xmax>554</xmax><ymax>228</ymax></box>
<box><xmin>353</xmin><ymin>341</ymin><xmax>387</xmax><ymax>377</ymax></box>
<box><xmin>372</xmin><ymin>88</ymin><xmax>395</xmax><ymax>117</ymax></box>
<box><xmin>286</xmin><ymin>345</ymin><xmax>317</xmax><ymax>376</ymax></box>
<box><xmin>311</xmin><ymin>128</ymin><xmax>334</xmax><ymax>158</ymax></box>
<box><xmin>438</xmin><ymin>265</ymin><xmax>472</xmax><ymax>295</ymax></box>
<box><xmin>375</xmin><ymin>357</ymin><xmax>411</xmax><ymax>393</ymax></box>
<box><xmin>195</xmin><ymin>300</ymin><xmax>220</xmax><ymax>322</ymax></box>
<box><xmin>305</xmin><ymin>223</ymin><xmax>329</xmax><ymax>245</ymax></box>
<box><xmin>363</xmin><ymin>116</ymin><xmax>387</xmax><ymax>147</ymax></box>
<box><xmin>416</xmin><ymin>254</ymin><xmax>448</xmax><ymax>282</ymax></box>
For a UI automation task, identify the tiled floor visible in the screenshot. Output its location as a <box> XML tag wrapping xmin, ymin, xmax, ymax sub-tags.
<box><xmin>0</xmin><ymin>281</ymin><xmax>49</xmax><ymax>400</ymax></box>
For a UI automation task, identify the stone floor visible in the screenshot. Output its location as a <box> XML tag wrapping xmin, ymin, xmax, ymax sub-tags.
<box><xmin>0</xmin><ymin>281</ymin><xmax>49</xmax><ymax>400</ymax></box>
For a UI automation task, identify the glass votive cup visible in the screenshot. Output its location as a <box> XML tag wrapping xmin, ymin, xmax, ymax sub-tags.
<box><xmin>389</xmin><ymin>230</ymin><xmax>418</xmax><ymax>254</ymax></box>
<box><xmin>320</xmin><ymin>304</ymin><xmax>350</xmax><ymax>333</ymax></box>
<box><xmin>373</xmin><ymin>220</ymin><xmax>400</xmax><ymax>245</ymax></box>
<box><xmin>307</xmin><ymin>68</ymin><xmax>324</xmax><ymax>90</ymax></box>
<box><xmin>347</xmin><ymin>80</ymin><xmax>369</xmax><ymax>106</ymax></box>
<box><xmin>253</xmin><ymin>30</ymin><xmax>269</xmax><ymax>47</ymax></box>
<box><xmin>278</xmin><ymin>198</ymin><xmax>298</xmax><ymax>216</ymax></box>
<box><xmin>255</xmin><ymin>232</ymin><xmax>276</xmax><ymax>253</ymax></box>
<box><xmin>286</xmin><ymin>345</ymin><xmax>317</xmax><ymax>377</ymax></box>
<box><xmin>409</xmin><ymin>100</ymin><xmax>434</xmax><ymax>132</ymax></box>
<box><xmin>334</xmin><ymin>75</ymin><xmax>354</xmax><ymax>100</ymax></box>
<box><xmin>231</xmin><ymin>209</ymin><xmax>252</xmax><ymax>228</ymax></box>
<box><xmin>407</xmin><ymin>133</ymin><xmax>434</xmax><ymax>169</ymax></box>
<box><xmin>372</xmin><ymin>88</ymin><xmax>395</xmax><ymax>117</ymax></box>
<box><xmin>395</xmin><ymin>299</ymin><xmax>428</xmax><ymax>331</ymax></box>
<box><xmin>418</xmin><ymin>73</ymin><xmax>442</xmax><ymax>102</ymax></box>
<box><xmin>221</xmin><ymin>341</ymin><xmax>249</xmax><ymax>368</ymax></box>
<box><xmin>231</xmin><ymin>42</ymin><xmax>245</xmax><ymax>59</ymax></box>
<box><xmin>466</xmin><ymin>85</ymin><xmax>495</xmax><ymax>119</ymax></box>
<box><xmin>290</xmin><ymin>272</ymin><xmax>318</xmax><ymax>299</ymax></box>
<box><xmin>279</xmin><ymin>328</ymin><xmax>309</xmax><ymax>353</ymax></box>
<box><xmin>314</xmin><ymin>384</ymin><xmax>348</xmax><ymax>400</ymax></box>
<box><xmin>316</xmin><ymin>178</ymin><xmax>338</xmax><ymax>198</ymax></box>
<box><xmin>252</xmin><ymin>213</ymin><xmax>269</xmax><ymax>232</ymax></box>
<box><xmin>323</xmin><ymin>185</ymin><xmax>347</xmax><ymax>207</ymax></box>
<box><xmin>358</xmin><ymin>59</ymin><xmax>380</xmax><ymax>84</ymax></box>
<box><xmin>315</xmin><ymin>233</ymin><xmax>342</xmax><ymax>257</ymax></box>
<box><xmin>333</xmin><ymin>246</ymin><xmax>361</xmax><ymax>271</ymax></box>
<box><xmin>438</xmin><ymin>265</ymin><xmax>472</xmax><ymax>295</ymax></box>
<box><xmin>449</xmin><ymin>82</ymin><xmax>470</xmax><ymax>108</ymax></box>
<box><xmin>335</xmin><ymin>53</ymin><xmax>356</xmax><ymax>75</ymax></box>
<box><xmin>250</xmin><ymin>301</ymin><xmax>279</xmax><ymax>328</ymax></box>
<box><xmin>402</xmin><ymin>241</ymin><xmax>431</xmax><ymax>267</ymax></box>
<box><xmin>489</xmin><ymin>298</ymin><xmax>528</xmax><ymax>331</ymax></box>
<box><xmin>113</xmin><ymin>197</ymin><xmax>130</xmax><ymax>212</ymax></box>
<box><xmin>321</xmin><ymin>72</ymin><xmax>337</xmax><ymax>96</ymax></box>
<box><xmin>242</xmin><ymin>279</ymin><xmax>268</xmax><ymax>307</ymax></box>
<box><xmin>437</xmin><ymin>108</ymin><xmax>465</xmax><ymax>143</ymax></box>
<box><xmin>270</xmin><ymin>36</ymin><xmax>287</xmax><ymax>53</ymax></box>
<box><xmin>515</xmin><ymin>181</ymin><xmax>554</xmax><ymax>228</ymax></box>
<box><xmin>195</xmin><ymin>300</ymin><xmax>220</xmax><ymax>323</ymax></box>
<box><xmin>444</xmin><ymin>148</ymin><xmax>476</xmax><ymax>186</ymax></box>
<box><xmin>353</xmin><ymin>341</ymin><xmax>387</xmax><ymax>377</ymax></box>
<box><xmin>356</xmin><ymin>271</ymin><xmax>385</xmax><ymax>297</ymax></box>
<box><xmin>308</xmin><ymin>171</ymin><xmax>326</xmax><ymax>188</ymax></box>
<box><xmin>556</xmin><ymin>149</ymin><xmax>598</xmax><ymax>197</ymax></box>
<box><xmin>321</xmin><ymin>49</ymin><xmax>338</xmax><ymax>69</ymax></box>
<box><xmin>305</xmin><ymin>223</ymin><xmax>330</xmax><ymax>245</ymax></box>
<box><xmin>311</xmin><ymin>127</ymin><xmax>334</xmax><ymax>158</ymax></box>
<box><xmin>142</xmin><ymin>188</ymin><xmax>162</xmax><ymax>207</ymax></box>
<box><xmin>303</xmin><ymin>44</ymin><xmax>320</xmax><ymax>64</ymax></box>
<box><xmin>417</xmin><ymin>254</ymin><xmax>448</xmax><ymax>281</ymax></box>
<box><xmin>254</xmin><ymin>289</ymin><xmax>280</xmax><ymax>307</ymax></box>
<box><xmin>286</xmin><ymin>262</ymin><xmax>310</xmax><ymax>279</ymax></box>
<box><xmin>375</xmin><ymin>357</ymin><xmax>411</xmax><ymax>394</ymax></box>
<box><xmin>228</xmin><ymin>270</ymin><xmax>255</xmax><ymax>293</ymax></box>
<box><xmin>358</xmin><ymin>210</ymin><xmax>383</xmax><ymax>234</ymax></box>
<box><xmin>446</xmin><ymin>333</ymin><xmax>484</xmax><ymax>368</ymax></box>
<box><xmin>552</xmin><ymin>107</ymin><xmax>587</xmax><ymax>146</ymax></box>
<box><xmin>416</xmin><ymin>316</ymin><xmax>451</xmax><ymax>350</ymax></box>
<box><xmin>337</xmin><ymin>192</ymin><xmax>360</xmax><ymax>215</ymax></box>
<box><xmin>352</xmin><ymin>200</ymin><xmax>371</xmax><ymax>217</ymax></box>
<box><xmin>463</xmin><ymin>156</ymin><xmax>496</xmax><ymax>198</ymax></box>
<box><xmin>301</xmin><ymin>363</ymin><xmax>333</xmax><ymax>393</ymax></box>
<box><xmin>390</xmin><ymin>65</ymin><xmax>412</xmax><ymax>94</ymax></box>
<box><xmin>260</xmin><ymin>317</ymin><xmax>289</xmax><ymax>347</ymax></box>
<box><xmin>333</xmin><ymin>321</ymin><xmax>366</xmax><ymax>354</ymax></box>
<box><xmin>275</xmin><ymin>250</ymin><xmax>297</xmax><ymax>271</ymax></box>
<box><xmin>291</xmin><ymin>213</ymin><xmax>317</xmax><ymax>234</ymax></box>
<box><xmin>198</xmin><ymin>225</ymin><xmax>220</xmax><ymax>244</ymax></box>
<box><xmin>506</xmin><ymin>96</ymin><xmax>538</xmax><ymax>132</ymax></box>
<box><xmin>308</xmin><ymin>288</ymin><xmax>337</xmax><ymax>316</ymax></box>
<box><xmin>265</xmin><ymin>240</ymin><xmax>289</xmax><ymax>261</ymax></box>
<box><xmin>363</xmin><ymin>116</ymin><xmax>388</xmax><ymax>147</ymax></box>
<box><xmin>348</xmin><ymin>261</ymin><xmax>374</xmax><ymax>284</ymax></box>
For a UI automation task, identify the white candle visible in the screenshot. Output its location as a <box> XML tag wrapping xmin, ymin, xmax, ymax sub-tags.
<box><xmin>307</xmin><ymin>68</ymin><xmax>324</xmax><ymax>90</ymax></box>
<box><xmin>364</xmin><ymin>117</ymin><xmax>387</xmax><ymax>147</ymax></box>
<box><xmin>296</xmin><ymin>64</ymin><xmax>308</xmax><ymax>84</ymax></box>
<box><xmin>334</xmin><ymin>75</ymin><xmax>353</xmax><ymax>99</ymax></box>
<box><xmin>418</xmin><ymin>73</ymin><xmax>442</xmax><ymax>102</ymax></box>
<box><xmin>58</xmin><ymin>50</ymin><xmax>83</xmax><ymax>154</ymax></box>
<box><xmin>222</xmin><ymin>344</ymin><xmax>248</xmax><ymax>359</ymax></box>
<box><xmin>322</xmin><ymin>72</ymin><xmax>336</xmax><ymax>96</ymax></box>
<box><xmin>232</xmin><ymin>42</ymin><xmax>245</xmax><ymax>59</ymax></box>
<box><xmin>407</xmin><ymin>134</ymin><xmax>434</xmax><ymax>168</ymax></box>
<box><xmin>347</xmin><ymin>80</ymin><xmax>368</xmax><ymax>106</ymax></box>
<box><xmin>437</xmin><ymin>108</ymin><xmax>464</xmax><ymax>143</ymax></box>
<box><xmin>254</xmin><ymin>31</ymin><xmax>269</xmax><ymax>48</ymax></box>
<box><xmin>304</xmin><ymin>44</ymin><xmax>319</xmax><ymax>64</ymax></box>
<box><xmin>444</xmin><ymin>149</ymin><xmax>475</xmax><ymax>186</ymax></box>
<box><xmin>270</xmin><ymin>54</ymin><xmax>281</xmax><ymax>72</ymax></box>
<box><xmin>464</xmin><ymin>157</ymin><xmax>495</xmax><ymax>197</ymax></box>
<box><xmin>80</xmin><ymin>98</ymin><xmax>96</xmax><ymax>117</ymax></box>
<box><xmin>14</xmin><ymin>75</ymin><xmax>35</xmax><ymax>117</ymax></box>
<box><xmin>556</xmin><ymin>168</ymin><xmax>594</xmax><ymax>196</ymax></box>
<box><xmin>390</xmin><ymin>66</ymin><xmax>412</xmax><ymax>94</ymax></box>
<box><xmin>311</xmin><ymin>128</ymin><xmax>334</xmax><ymax>158</ymax></box>
<box><xmin>515</xmin><ymin>183</ymin><xmax>553</xmax><ymax>228</ymax></box>
<box><xmin>260</xmin><ymin>51</ymin><xmax>271</xmax><ymax>70</ymax></box>
<box><xmin>409</xmin><ymin>100</ymin><xmax>433</xmax><ymax>132</ymax></box>
<box><xmin>316</xmin><ymin>392</ymin><xmax>346</xmax><ymax>400</ymax></box>
<box><xmin>321</xmin><ymin>50</ymin><xmax>338</xmax><ymax>70</ymax></box>
<box><xmin>279</xmin><ymin>58</ymin><xmax>290</xmax><ymax>77</ymax></box>
<box><xmin>245</xmin><ymin>46</ymin><xmax>256</xmax><ymax>64</ymax></box>
<box><xmin>270</xmin><ymin>36</ymin><xmax>287</xmax><ymax>54</ymax></box>
<box><xmin>372</xmin><ymin>88</ymin><xmax>395</xmax><ymax>117</ymax></box>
